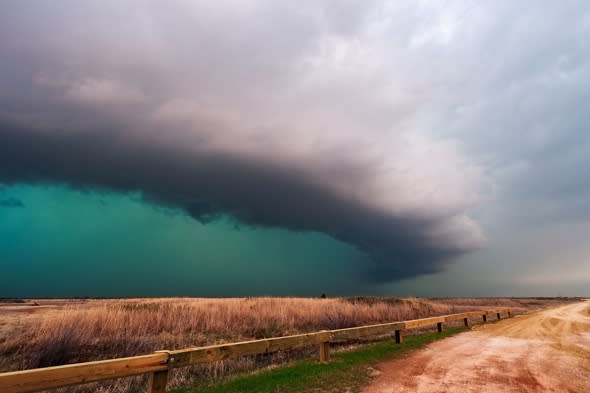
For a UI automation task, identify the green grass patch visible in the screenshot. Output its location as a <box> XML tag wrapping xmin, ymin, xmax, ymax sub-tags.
<box><xmin>173</xmin><ymin>327</ymin><xmax>466</xmax><ymax>393</ymax></box>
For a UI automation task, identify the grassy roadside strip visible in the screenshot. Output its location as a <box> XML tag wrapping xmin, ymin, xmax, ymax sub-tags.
<box><xmin>172</xmin><ymin>326</ymin><xmax>466</xmax><ymax>393</ymax></box>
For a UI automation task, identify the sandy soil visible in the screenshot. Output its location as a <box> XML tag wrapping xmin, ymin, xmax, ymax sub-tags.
<box><xmin>363</xmin><ymin>301</ymin><xmax>590</xmax><ymax>393</ymax></box>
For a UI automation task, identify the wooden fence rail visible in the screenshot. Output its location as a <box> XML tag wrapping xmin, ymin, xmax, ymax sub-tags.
<box><xmin>0</xmin><ymin>308</ymin><xmax>512</xmax><ymax>393</ymax></box>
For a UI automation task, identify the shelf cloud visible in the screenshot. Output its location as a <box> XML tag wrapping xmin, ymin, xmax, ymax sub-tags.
<box><xmin>0</xmin><ymin>123</ymin><xmax>485</xmax><ymax>282</ymax></box>
<box><xmin>0</xmin><ymin>0</ymin><xmax>495</xmax><ymax>284</ymax></box>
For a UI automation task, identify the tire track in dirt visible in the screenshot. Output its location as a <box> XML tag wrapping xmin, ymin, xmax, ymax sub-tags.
<box><xmin>363</xmin><ymin>301</ymin><xmax>590</xmax><ymax>393</ymax></box>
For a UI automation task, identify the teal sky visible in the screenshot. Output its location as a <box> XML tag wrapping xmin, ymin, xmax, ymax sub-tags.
<box><xmin>3</xmin><ymin>183</ymin><xmax>589</xmax><ymax>297</ymax></box>
<box><xmin>0</xmin><ymin>185</ymin><xmax>366</xmax><ymax>297</ymax></box>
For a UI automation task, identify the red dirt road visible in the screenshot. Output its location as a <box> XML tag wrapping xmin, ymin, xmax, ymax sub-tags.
<box><xmin>363</xmin><ymin>301</ymin><xmax>590</xmax><ymax>393</ymax></box>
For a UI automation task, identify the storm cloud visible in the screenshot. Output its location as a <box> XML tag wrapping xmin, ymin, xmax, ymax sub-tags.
<box><xmin>2</xmin><ymin>0</ymin><xmax>589</xmax><ymax>291</ymax></box>
<box><xmin>0</xmin><ymin>122</ymin><xmax>483</xmax><ymax>282</ymax></box>
<box><xmin>0</xmin><ymin>0</ymin><xmax>491</xmax><ymax>283</ymax></box>
<box><xmin>0</xmin><ymin>197</ymin><xmax>24</xmax><ymax>208</ymax></box>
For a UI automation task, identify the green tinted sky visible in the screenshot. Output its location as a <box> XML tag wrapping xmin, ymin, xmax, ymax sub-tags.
<box><xmin>0</xmin><ymin>185</ymin><xmax>366</xmax><ymax>297</ymax></box>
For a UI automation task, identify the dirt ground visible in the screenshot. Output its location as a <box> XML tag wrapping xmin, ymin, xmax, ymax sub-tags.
<box><xmin>363</xmin><ymin>300</ymin><xmax>590</xmax><ymax>393</ymax></box>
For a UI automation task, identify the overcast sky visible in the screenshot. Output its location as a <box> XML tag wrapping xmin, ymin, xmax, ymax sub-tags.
<box><xmin>1</xmin><ymin>0</ymin><xmax>589</xmax><ymax>297</ymax></box>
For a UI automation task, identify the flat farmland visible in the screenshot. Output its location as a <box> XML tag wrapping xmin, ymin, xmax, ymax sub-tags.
<box><xmin>0</xmin><ymin>297</ymin><xmax>580</xmax><ymax>392</ymax></box>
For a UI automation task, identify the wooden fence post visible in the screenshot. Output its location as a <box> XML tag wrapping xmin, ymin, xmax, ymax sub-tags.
<box><xmin>147</xmin><ymin>370</ymin><xmax>169</xmax><ymax>393</ymax></box>
<box><xmin>463</xmin><ymin>317</ymin><xmax>470</xmax><ymax>327</ymax></box>
<box><xmin>394</xmin><ymin>329</ymin><xmax>403</xmax><ymax>344</ymax></box>
<box><xmin>319</xmin><ymin>341</ymin><xmax>330</xmax><ymax>363</ymax></box>
<box><xmin>437</xmin><ymin>322</ymin><xmax>443</xmax><ymax>333</ymax></box>
<box><xmin>482</xmin><ymin>314</ymin><xmax>487</xmax><ymax>322</ymax></box>
<box><xmin>497</xmin><ymin>312</ymin><xmax>501</xmax><ymax>320</ymax></box>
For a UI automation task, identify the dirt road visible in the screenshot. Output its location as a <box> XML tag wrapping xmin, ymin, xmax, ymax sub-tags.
<box><xmin>363</xmin><ymin>301</ymin><xmax>590</xmax><ymax>393</ymax></box>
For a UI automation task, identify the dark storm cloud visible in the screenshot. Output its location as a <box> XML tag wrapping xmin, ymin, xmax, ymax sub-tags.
<box><xmin>0</xmin><ymin>197</ymin><xmax>24</xmax><ymax>208</ymax></box>
<box><xmin>0</xmin><ymin>124</ymin><xmax>472</xmax><ymax>282</ymax></box>
<box><xmin>0</xmin><ymin>0</ymin><xmax>497</xmax><ymax>285</ymax></box>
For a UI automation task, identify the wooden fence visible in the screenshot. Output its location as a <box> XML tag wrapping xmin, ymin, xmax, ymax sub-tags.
<box><xmin>0</xmin><ymin>308</ymin><xmax>512</xmax><ymax>393</ymax></box>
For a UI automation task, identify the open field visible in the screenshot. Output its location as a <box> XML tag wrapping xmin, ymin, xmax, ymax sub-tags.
<box><xmin>363</xmin><ymin>300</ymin><xmax>590</xmax><ymax>393</ymax></box>
<box><xmin>0</xmin><ymin>297</ymin><xmax>580</xmax><ymax>392</ymax></box>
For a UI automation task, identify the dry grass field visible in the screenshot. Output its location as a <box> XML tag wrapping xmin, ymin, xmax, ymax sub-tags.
<box><xmin>0</xmin><ymin>297</ymin><xmax>578</xmax><ymax>392</ymax></box>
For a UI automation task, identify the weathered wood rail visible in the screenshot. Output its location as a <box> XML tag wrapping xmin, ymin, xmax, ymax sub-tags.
<box><xmin>0</xmin><ymin>308</ymin><xmax>511</xmax><ymax>393</ymax></box>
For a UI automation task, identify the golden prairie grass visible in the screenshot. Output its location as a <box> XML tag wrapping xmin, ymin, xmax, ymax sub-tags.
<box><xmin>0</xmin><ymin>296</ymin><xmax>577</xmax><ymax>392</ymax></box>
<box><xmin>1</xmin><ymin>297</ymin><xmax>455</xmax><ymax>368</ymax></box>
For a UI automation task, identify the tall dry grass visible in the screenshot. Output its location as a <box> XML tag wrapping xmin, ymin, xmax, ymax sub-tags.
<box><xmin>0</xmin><ymin>296</ymin><xmax>576</xmax><ymax>392</ymax></box>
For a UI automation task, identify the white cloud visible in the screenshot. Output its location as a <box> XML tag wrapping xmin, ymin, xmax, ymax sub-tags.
<box><xmin>65</xmin><ymin>78</ymin><xmax>146</xmax><ymax>105</ymax></box>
